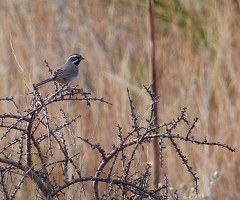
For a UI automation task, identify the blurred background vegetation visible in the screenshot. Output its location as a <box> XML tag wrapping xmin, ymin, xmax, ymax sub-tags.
<box><xmin>0</xmin><ymin>0</ymin><xmax>238</xmax><ymax>199</ymax></box>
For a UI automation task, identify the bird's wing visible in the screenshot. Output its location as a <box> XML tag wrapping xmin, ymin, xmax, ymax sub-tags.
<box><xmin>53</xmin><ymin>69</ymin><xmax>69</xmax><ymax>79</ymax></box>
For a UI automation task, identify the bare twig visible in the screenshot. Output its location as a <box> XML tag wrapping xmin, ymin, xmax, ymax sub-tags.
<box><xmin>0</xmin><ymin>84</ymin><xmax>235</xmax><ymax>199</ymax></box>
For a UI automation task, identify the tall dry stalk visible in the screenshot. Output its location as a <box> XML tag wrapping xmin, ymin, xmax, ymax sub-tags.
<box><xmin>146</xmin><ymin>0</ymin><xmax>160</xmax><ymax>188</ymax></box>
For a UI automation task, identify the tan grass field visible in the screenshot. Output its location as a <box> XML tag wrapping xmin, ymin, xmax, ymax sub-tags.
<box><xmin>0</xmin><ymin>0</ymin><xmax>239</xmax><ymax>199</ymax></box>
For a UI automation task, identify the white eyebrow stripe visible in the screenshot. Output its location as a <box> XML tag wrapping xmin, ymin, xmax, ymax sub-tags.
<box><xmin>68</xmin><ymin>55</ymin><xmax>79</xmax><ymax>60</ymax></box>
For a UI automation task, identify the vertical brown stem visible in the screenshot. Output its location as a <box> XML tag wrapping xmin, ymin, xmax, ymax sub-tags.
<box><xmin>146</xmin><ymin>0</ymin><xmax>160</xmax><ymax>188</ymax></box>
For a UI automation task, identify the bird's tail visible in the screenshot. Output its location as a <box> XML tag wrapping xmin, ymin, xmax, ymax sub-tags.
<box><xmin>33</xmin><ymin>78</ymin><xmax>53</xmax><ymax>88</ymax></box>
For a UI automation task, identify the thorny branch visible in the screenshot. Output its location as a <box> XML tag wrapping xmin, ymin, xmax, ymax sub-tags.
<box><xmin>0</xmin><ymin>83</ymin><xmax>235</xmax><ymax>199</ymax></box>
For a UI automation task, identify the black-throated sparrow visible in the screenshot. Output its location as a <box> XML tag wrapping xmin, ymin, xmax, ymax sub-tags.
<box><xmin>34</xmin><ymin>53</ymin><xmax>84</xmax><ymax>88</ymax></box>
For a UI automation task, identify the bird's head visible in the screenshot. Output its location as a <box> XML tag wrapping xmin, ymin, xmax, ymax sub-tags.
<box><xmin>67</xmin><ymin>54</ymin><xmax>84</xmax><ymax>66</ymax></box>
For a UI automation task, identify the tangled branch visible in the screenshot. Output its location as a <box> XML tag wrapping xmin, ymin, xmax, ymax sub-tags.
<box><xmin>0</xmin><ymin>83</ymin><xmax>235</xmax><ymax>199</ymax></box>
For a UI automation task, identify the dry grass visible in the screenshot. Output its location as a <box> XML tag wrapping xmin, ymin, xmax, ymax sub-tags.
<box><xmin>0</xmin><ymin>0</ymin><xmax>238</xmax><ymax>199</ymax></box>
